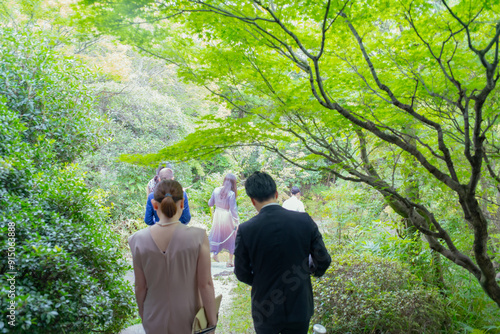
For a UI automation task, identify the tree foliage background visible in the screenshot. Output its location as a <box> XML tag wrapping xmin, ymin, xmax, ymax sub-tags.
<box><xmin>1</xmin><ymin>0</ymin><xmax>500</xmax><ymax>332</ymax></box>
<box><xmin>78</xmin><ymin>0</ymin><xmax>500</xmax><ymax>309</ymax></box>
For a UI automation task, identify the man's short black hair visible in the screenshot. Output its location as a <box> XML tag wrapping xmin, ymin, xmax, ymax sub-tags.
<box><xmin>245</xmin><ymin>171</ymin><xmax>277</xmax><ymax>202</ymax></box>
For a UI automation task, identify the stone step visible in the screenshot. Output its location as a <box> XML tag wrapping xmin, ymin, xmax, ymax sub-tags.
<box><xmin>119</xmin><ymin>324</ymin><xmax>145</xmax><ymax>334</ymax></box>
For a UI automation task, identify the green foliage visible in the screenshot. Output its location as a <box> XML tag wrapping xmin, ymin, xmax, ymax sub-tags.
<box><xmin>201</xmin><ymin>154</ymin><xmax>232</xmax><ymax>176</ymax></box>
<box><xmin>346</xmin><ymin>202</ymin><xmax>500</xmax><ymax>332</ymax></box>
<box><xmin>27</xmin><ymin>0</ymin><xmax>500</xmax><ymax>329</ymax></box>
<box><xmin>301</xmin><ymin>178</ymin><xmax>499</xmax><ymax>331</ymax></box>
<box><xmin>444</xmin><ymin>268</ymin><xmax>500</xmax><ymax>333</ymax></box>
<box><xmin>0</xmin><ymin>28</ymin><xmax>134</xmax><ymax>333</ymax></box>
<box><xmin>0</xmin><ymin>100</ymin><xmax>31</xmax><ymax>199</ymax></box>
<box><xmin>0</xmin><ymin>26</ymin><xmax>103</xmax><ymax>163</ymax></box>
<box><xmin>312</xmin><ymin>251</ymin><xmax>449</xmax><ymax>334</ymax></box>
<box><xmin>0</xmin><ymin>167</ymin><xmax>135</xmax><ymax>333</ymax></box>
<box><xmin>79</xmin><ymin>4</ymin><xmax>500</xmax><ymax>312</ymax></box>
<box><xmin>303</xmin><ymin>181</ymin><xmax>385</xmax><ymax>243</ymax></box>
<box><xmin>77</xmin><ymin>50</ymin><xmax>212</xmax><ymax>223</ymax></box>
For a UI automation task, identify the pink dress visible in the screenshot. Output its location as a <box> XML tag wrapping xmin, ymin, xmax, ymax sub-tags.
<box><xmin>128</xmin><ymin>225</ymin><xmax>206</xmax><ymax>334</ymax></box>
<box><xmin>208</xmin><ymin>187</ymin><xmax>239</xmax><ymax>255</ymax></box>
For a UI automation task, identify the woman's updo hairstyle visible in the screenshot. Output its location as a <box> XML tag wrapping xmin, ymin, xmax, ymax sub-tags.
<box><xmin>154</xmin><ymin>180</ymin><xmax>184</xmax><ymax>218</ymax></box>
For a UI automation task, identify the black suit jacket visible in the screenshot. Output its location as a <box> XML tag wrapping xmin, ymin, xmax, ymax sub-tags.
<box><xmin>234</xmin><ymin>204</ymin><xmax>331</xmax><ymax>328</ymax></box>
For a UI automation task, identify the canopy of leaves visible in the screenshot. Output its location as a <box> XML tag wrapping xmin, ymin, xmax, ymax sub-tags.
<box><xmin>78</xmin><ymin>0</ymin><xmax>500</xmax><ymax>307</ymax></box>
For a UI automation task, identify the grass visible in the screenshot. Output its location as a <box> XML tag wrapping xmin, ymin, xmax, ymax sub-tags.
<box><xmin>217</xmin><ymin>278</ymin><xmax>256</xmax><ymax>334</ymax></box>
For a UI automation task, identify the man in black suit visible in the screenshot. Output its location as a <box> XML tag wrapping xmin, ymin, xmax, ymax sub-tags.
<box><xmin>234</xmin><ymin>171</ymin><xmax>331</xmax><ymax>334</ymax></box>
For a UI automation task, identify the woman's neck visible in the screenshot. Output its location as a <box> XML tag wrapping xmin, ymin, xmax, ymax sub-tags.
<box><xmin>156</xmin><ymin>211</ymin><xmax>182</xmax><ymax>226</ymax></box>
<box><xmin>156</xmin><ymin>220</ymin><xmax>180</xmax><ymax>227</ymax></box>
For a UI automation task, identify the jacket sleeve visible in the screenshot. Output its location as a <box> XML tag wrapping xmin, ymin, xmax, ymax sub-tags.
<box><xmin>180</xmin><ymin>191</ymin><xmax>191</xmax><ymax>225</ymax></box>
<box><xmin>309</xmin><ymin>216</ymin><xmax>331</xmax><ymax>277</ymax></box>
<box><xmin>144</xmin><ymin>196</ymin><xmax>155</xmax><ymax>226</ymax></box>
<box><xmin>234</xmin><ymin>228</ymin><xmax>253</xmax><ymax>285</ymax></box>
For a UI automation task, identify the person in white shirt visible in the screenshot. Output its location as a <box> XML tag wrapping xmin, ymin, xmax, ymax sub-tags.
<box><xmin>282</xmin><ymin>186</ymin><xmax>305</xmax><ymax>212</ymax></box>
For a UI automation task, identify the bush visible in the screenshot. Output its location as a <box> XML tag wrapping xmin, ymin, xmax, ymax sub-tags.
<box><xmin>312</xmin><ymin>252</ymin><xmax>448</xmax><ymax>334</ymax></box>
<box><xmin>0</xmin><ymin>27</ymin><xmax>103</xmax><ymax>163</ymax></box>
<box><xmin>0</xmin><ymin>166</ymin><xmax>135</xmax><ymax>333</ymax></box>
<box><xmin>0</xmin><ymin>27</ymin><xmax>134</xmax><ymax>333</ymax></box>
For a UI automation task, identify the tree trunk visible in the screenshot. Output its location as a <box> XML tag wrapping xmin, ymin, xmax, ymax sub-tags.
<box><xmin>462</xmin><ymin>196</ymin><xmax>500</xmax><ymax>306</ymax></box>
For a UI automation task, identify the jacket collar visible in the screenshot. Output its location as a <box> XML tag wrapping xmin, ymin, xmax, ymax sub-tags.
<box><xmin>259</xmin><ymin>203</ymin><xmax>282</xmax><ymax>214</ymax></box>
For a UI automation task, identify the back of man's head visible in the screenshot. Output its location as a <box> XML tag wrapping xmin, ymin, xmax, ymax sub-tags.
<box><xmin>158</xmin><ymin>168</ymin><xmax>174</xmax><ymax>180</ymax></box>
<box><xmin>245</xmin><ymin>171</ymin><xmax>276</xmax><ymax>202</ymax></box>
<box><xmin>291</xmin><ymin>186</ymin><xmax>300</xmax><ymax>195</ymax></box>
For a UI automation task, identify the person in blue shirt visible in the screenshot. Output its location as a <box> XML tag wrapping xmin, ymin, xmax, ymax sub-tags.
<box><xmin>144</xmin><ymin>168</ymin><xmax>191</xmax><ymax>225</ymax></box>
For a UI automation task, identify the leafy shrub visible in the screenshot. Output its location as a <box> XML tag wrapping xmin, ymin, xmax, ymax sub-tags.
<box><xmin>312</xmin><ymin>252</ymin><xmax>448</xmax><ymax>334</ymax></box>
<box><xmin>0</xmin><ymin>27</ymin><xmax>103</xmax><ymax>163</ymax></box>
<box><xmin>76</xmin><ymin>51</ymin><xmax>204</xmax><ymax>223</ymax></box>
<box><xmin>0</xmin><ymin>166</ymin><xmax>135</xmax><ymax>333</ymax></box>
<box><xmin>303</xmin><ymin>181</ymin><xmax>385</xmax><ymax>242</ymax></box>
<box><xmin>0</xmin><ymin>27</ymin><xmax>134</xmax><ymax>333</ymax></box>
<box><xmin>347</xmin><ymin>211</ymin><xmax>500</xmax><ymax>332</ymax></box>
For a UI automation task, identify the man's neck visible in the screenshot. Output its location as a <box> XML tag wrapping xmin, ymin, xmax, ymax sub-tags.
<box><xmin>254</xmin><ymin>198</ymin><xmax>278</xmax><ymax>212</ymax></box>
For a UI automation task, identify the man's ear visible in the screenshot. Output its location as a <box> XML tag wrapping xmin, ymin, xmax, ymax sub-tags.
<box><xmin>180</xmin><ymin>199</ymin><xmax>184</xmax><ymax>210</ymax></box>
<box><xmin>251</xmin><ymin>198</ymin><xmax>257</xmax><ymax>207</ymax></box>
<box><xmin>152</xmin><ymin>199</ymin><xmax>160</xmax><ymax>211</ymax></box>
<box><xmin>275</xmin><ymin>191</ymin><xmax>279</xmax><ymax>199</ymax></box>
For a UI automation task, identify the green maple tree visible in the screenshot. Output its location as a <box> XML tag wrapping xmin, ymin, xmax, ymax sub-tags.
<box><xmin>77</xmin><ymin>0</ymin><xmax>500</xmax><ymax>307</ymax></box>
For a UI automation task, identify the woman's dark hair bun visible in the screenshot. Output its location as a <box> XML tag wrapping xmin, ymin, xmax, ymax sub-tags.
<box><xmin>154</xmin><ymin>180</ymin><xmax>184</xmax><ymax>218</ymax></box>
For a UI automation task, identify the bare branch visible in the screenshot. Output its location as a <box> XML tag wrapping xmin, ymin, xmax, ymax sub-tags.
<box><xmin>441</xmin><ymin>1</ymin><xmax>482</xmax><ymax>54</ymax></box>
<box><xmin>134</xmin><ymin>45</ymin><xmax>180</xmax><ymax>66</ymax></box>
<box><xmin>484</xmin><ymin>152</ymin><xmax>500</xmax><ymax>185</ymax></box>
<box><xmin>318</xmin><ymin>0</ymin><xmax>351</xmax><ymax>59</ymax></box>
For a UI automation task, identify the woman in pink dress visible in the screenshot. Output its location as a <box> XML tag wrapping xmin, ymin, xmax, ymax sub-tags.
<box><xmin>129</xmin><ymin>180</ymin><xmax>217</xmax><ymax>333</ymax></box>
<box><xmin>208</xmin><ymin>173</ymin><xmax>239</xmax><ymax>267</ymax></box>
